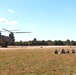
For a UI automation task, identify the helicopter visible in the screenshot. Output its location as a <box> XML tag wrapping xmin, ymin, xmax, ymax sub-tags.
<box><xmin>0</xmin><ymin>28</ymin><xmax>31</xmax><ymax>47</ymax></box>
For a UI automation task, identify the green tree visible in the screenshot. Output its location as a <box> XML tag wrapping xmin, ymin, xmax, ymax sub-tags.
<box><xmin>57</xmin><ymin>40</ymin><xmax>64</xmax><ymax>45</ymax></box>
<box><xmin>47</xmin><ymin>40</ymin><xmax>53</xmax><ymax>45</ymax></box>
<box><xmin>41</xmin><ymin>40</ymin><xmax>47</xmax><ymax>45</ymax></box>
<box><xmin>54</xmin><ymin>40</ymin><xmax>58</xmax><ymax>45</ymax></box>
<box><xmin>66</xmin><ymin>39</ymin><xmax>70</xmax><ymax>45</ymax></box>
<box><xmin>32</xmin><ymin>38</ymin><xmax>37</xmax><ymax>45</ymax></box>
<box><xmin>70</xmin><ymin>40</ymin><xmax>76</xmax><ymax>45</ymax></box>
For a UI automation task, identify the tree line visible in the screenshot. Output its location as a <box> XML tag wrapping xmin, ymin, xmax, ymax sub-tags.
<box><xmin>14</xmin><ymin>38</ymin><xmax>76</xmax><ymax>46</ymax></box>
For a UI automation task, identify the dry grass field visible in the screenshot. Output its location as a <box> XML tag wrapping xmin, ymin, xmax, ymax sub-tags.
<box><xmin>0</xmin><ymin>46</ymin><xmax>76</xmax><ymax>75</ymax></box>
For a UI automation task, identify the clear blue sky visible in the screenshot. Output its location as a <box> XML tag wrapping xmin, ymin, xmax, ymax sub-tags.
<box><xmin>0</xmin><ymin>0</ymin><xmax>76</xmax><ymax>41</ymax></box>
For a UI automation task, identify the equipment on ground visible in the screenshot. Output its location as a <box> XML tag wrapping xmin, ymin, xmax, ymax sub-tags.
<box><xmin>0</xmin><ymin>28</ymin><xmax>31</xmax><ymax>47</ymax></box>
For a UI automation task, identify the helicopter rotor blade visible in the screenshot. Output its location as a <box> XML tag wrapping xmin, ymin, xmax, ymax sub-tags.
<box><xmin>3</xmin><ymin>28</ymin><xmax>21</xmax><ymax>32</ymax></box>
<box><xmin>13</xmin><ymin>32</ymin><xmax>31</xmax><ymax>33</ymax></box>
<box><xmin>7</xmin><ymin>29</ymin><xmax>21</xmax><ymax>31</ymax></box>
<box><xmin>3</xmin><ymin>28</ymin><xmax>11</xmax><ymax>33</ymax></box>
<box><xmin>3</xmin><ymin>28</ymin><xmax>31</xmax><ymax>33</ymax></box>
<box><xmin>0</xmin><ymin>31</ymin><xmax>6</xmax><ymax>32</ymax></box>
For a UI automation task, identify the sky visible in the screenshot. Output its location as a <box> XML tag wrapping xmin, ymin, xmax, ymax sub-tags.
<box><xmin>0</xmin><ymin>0</ymin><xmax>76</xmax><ymax>41</ymax></box>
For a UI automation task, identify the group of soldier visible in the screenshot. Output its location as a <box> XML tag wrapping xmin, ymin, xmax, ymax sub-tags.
<box><xmin>54</xmin><ymin>49</ymin><xmax>75</xmax><ymax>54</ymax></box>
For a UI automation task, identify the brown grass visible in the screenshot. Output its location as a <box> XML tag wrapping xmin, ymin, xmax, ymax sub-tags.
<box><xmin>0</xmin><ymin>46</ymin><xmax>76</xmax><ymax>75</ymax></box>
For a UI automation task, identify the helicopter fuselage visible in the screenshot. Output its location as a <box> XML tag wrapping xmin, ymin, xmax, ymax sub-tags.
<box><xmin>0</xmin><ymin>35</ymin><xmax>15</xmax><ymax>47</ymax></box>
<box><xmin>0</xmin><ymin>28</ymin><xmax>31</xmax><ymax>47</ymax></box>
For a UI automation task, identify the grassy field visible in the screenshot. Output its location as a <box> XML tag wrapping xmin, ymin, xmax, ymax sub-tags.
<box><xmin>0</xmin><ymin>46</ymin><xmax>76</xmax><ymax>75</ymax></box>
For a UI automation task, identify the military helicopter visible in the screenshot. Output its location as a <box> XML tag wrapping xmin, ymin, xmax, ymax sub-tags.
<box><xmin>0</xmin><ymin>28</ymin><xmax>31</xmax><ymax>47</ymax></box>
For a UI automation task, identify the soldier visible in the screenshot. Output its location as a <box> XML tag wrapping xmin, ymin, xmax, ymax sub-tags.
<box><xmin>60</xmin><ymin>49</ymin><xmax>65</xmax><ymax>54</ymax></box>
<box><xmin>65</xmin><ymin>49</ymin><xmax>70</xmax><ymax>54</ymax></box>
<box><xmin>71</xmin><ymin>49</ymin><xmax>75</xmax><ymax>53</ymax></box>
<box><xmin>54</xmin><ymin>49</ymin><xmax>58</xmax><ymax>54</ymax></box>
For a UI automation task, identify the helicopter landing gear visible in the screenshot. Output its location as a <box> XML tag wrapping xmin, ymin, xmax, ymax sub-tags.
<box><xmin>1</xmin><ymin>45</ymin><xmax>7</xmax><ymax>48</ymax></box>
<box><xmin>1</xmin><ymin>42</ymin><xmax>8</xmax><ymax>48</ymax></box>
